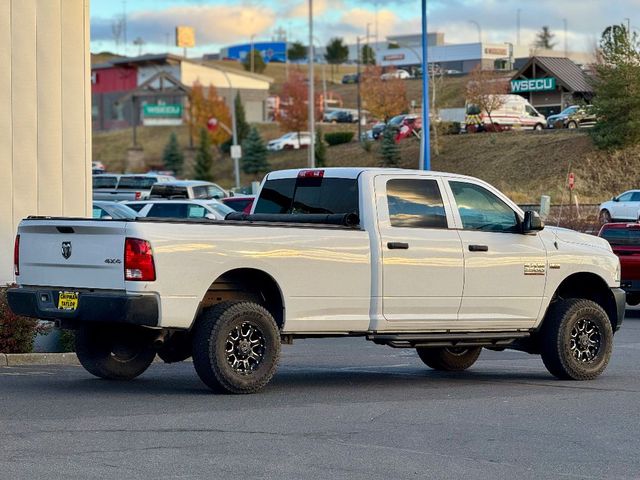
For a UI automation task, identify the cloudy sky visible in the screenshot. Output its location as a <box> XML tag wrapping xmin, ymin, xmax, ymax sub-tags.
<box><xmin>90</xmin><ymin>0</ymin><xmax>640</xmax><ymax>56</ymax></box>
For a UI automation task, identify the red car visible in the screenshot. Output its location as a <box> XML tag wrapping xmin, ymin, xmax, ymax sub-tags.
<box><xmin>221</xmin><ymin>195</ymin><xmax>255</xmax><ymax>214</ymax></box>
<box><xmin>598</xmin><ymin>223</ymin><xmax>640</xmax><ymax>305</ymax></box>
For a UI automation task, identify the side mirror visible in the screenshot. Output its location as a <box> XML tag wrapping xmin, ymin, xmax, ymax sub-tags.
<box><xmin>612</xmin><ymin>196</ymin><xmax>619</xmax><ymax>202</ymax></box>
<box><xmin>522</xmin><ymin>210</ymin><xmax>544</xmax><ymax>234</ymax></box>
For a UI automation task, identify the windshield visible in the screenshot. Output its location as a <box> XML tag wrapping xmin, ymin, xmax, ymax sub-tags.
<box><xmin>93</xmin><ymin>176</ymin><xmax>118</xmax><ymax>189</ymax></box>
<box><xmin>561</xmin><ymin>106</ymin><xmax>578</xmax><ymax>115</ymax></box>
<box><xmin>206</xmin><ymin>202</ymin><xmax>234</xmax><ymax>217</ymax></box>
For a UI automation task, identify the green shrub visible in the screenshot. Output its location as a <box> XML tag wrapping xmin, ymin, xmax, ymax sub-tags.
<box><xmin>58</xmin><ymin>329</ymin><xmax>76</xmax><ymax>352</ymax></box>
<box><xmin>361</xmin><ymin>139</ymin><xmax>373</xmax><ymax>152</ymax></box>
<box><xmin>324</xmin><ymin>131</ymin><xmax>355</xmax><ymax>146</ymax></box>
<box><xmin>0</xmin><ymin>286</ymin><xmax>45</xmax><ymax>353</ymax></box>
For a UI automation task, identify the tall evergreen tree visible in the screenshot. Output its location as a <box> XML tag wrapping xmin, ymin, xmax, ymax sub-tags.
<box><xmin>379</xmin><ymin>126</ymin><xmax>400</xmax><ymax>167</ymax></box>
<box><xmin>234</xmin><ymin>92</ymin><xmax>251</xmax><ymax>144</ymax></box>
<box><xmin>241</xmin><ymin>127</ymin><xmax>270</xmax><ymax>177</ymax></box>
<box><xmin>591</xmin><ymin>24</ymin><xmax>640</xmax><ymax>149</ymax></box>
<box><xmin>287</xmin><ymin>41</ymin><xmax>307</xmax><ymax>62</ymax></box>
<box><xmin>325</xmin><ymin>37</ymin><xmax>349</xmax><ymax>80</ymax></box>
<box><xmin>362</xmin><ymin>44</ymin><xmax>376</xmax><ymax>65</ymax></box>
<box><xmin>162</xmin><ymin>132</ymin><xmax>184</xmax><ymax>176</ymax></box>
<box><xmin>534</xmin><ymin>26</ymin><xmax>557</xmax><ymax>49</ymax></box>
<box><xmin>194</xmin><ymin>127</ymin><xmax>213</xmax><ymax>181</ymax></box>
<box><xmin>242</xmin><ymin>49</ymin><xmax>267</xmax><ymax>73</ymax></box>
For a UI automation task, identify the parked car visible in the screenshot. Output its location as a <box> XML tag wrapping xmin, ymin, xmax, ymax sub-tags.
<box><xmin>546</xmin><ymin>105</ymin><xmax>580</xmax><ymax>129</ymax></box>
<box><xmin>267</xmin><ymin>132</ymin><xmax>312</xmax><ymax>151</ymax></box>
<box><xmin>465</xmin><ymin>95</ymin><xmax>547</xmax><ymax>132</ymax></box>
<box><xmin>124</xmin><ymin>199</ymin><xmax>234</xmax><ymax>220</ymax></box>
<box><xmin>92</xmin><ymin>161</ymin><xmax>106</xmax><ymax>175</ymax></box>
<box><xmin>10</xmin><ymin>167</ymin><xmax>624</xmax><ymax>394</ymax></box>
<box><xmin>149</xmin><ymin>180</ymin><xmax>228</xmax><ymax>200</ymax></box>
<box><xmin>92</xmin><ymin>201</ymin><xmax>139</xmax><ymax>220</ymax></box>
<box><xmin>564</xmin><ymin>105</ymin><xmax>597</xmax><ymax>129</ymax></box>
<box><xmin>93</xmin><ymin>173</ymin><xmax>175</xmax><ymax>201</ymax></box>
<box><xmin>221</xmin><ymin>195</ymin><xmax>256</xmax><ymax>214</ymax></box>
<box><xmin>599</xmin><ymin>222</ymin><xmax>640</xmax><ymax>305</ymax></box>
<box><xmin>323</xmin><ymin>110</ymin><xmax>356</xmax><ymax>124</ymax></box>
<box><xmin>381</xmin><ymin>69</ymin><xmax>411</xmax><ymax>80</ymax></box>
<box><xmin>599</xmin><ymin>190</ymin><xmax>640</xmax><ymax>222</ymax></box>
<box><xmin>341</xmin><ymin>74</ymin><xmax>359</xmax><ymax>84</ymax></box>
<box><xmin>395</xmin><ymin>115</ymin><xmax>422</xmax><ymax>142</ymax></box>
<box><xmin>370</xmin><ymin>122</ymin><xmax>386</xmax><ymax>140</ymax></box>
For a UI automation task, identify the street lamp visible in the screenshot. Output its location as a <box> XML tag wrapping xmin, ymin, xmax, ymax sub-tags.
<box><xmin>420</xmin><ymin>0</ymin><xmax>430</xmax><ymax>170</ymax></box>
<box><xmin>469</xmin><ymin>20</ymin><xmax>482</xmax><ymax>43</ymax></box>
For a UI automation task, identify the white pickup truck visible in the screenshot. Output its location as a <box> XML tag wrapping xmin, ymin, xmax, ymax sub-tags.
<box><xmin>8</xmin><ymin>168</ymin><xmax>625</xmax><ymax>394</ymax></box>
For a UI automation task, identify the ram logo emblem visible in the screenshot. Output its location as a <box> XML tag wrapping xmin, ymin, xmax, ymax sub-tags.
<box><xmin>61</xmin><ymin>241</ymin><xmax>72</xmax><ymax>260</ymax></box>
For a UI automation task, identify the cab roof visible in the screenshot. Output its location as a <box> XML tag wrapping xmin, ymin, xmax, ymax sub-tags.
<box><xmin>265</xmin><ymin>167</ymin><xmax>479</xmax><ymax>182</ymax></box>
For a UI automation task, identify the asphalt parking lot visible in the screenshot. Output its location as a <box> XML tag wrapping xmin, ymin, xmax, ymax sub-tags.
<box><xmin>2</xmin><ymin>315</ymin><xmax>640</xmax><ymax>480</ymax></box>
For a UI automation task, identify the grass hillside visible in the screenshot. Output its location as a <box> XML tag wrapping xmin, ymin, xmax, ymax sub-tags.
<box><xmin>94</xmin><ymin>127</ymin><xmax>639</xmax><ymax>204</ymax></box>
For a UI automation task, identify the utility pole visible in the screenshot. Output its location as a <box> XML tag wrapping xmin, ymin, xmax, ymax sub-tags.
<box><xmin>469</xmin><ymin>20</ymin><xmax>482</xmax><ymax>43</ymax></box>
<box><xmin>517</xmin><ymin>9</ymin><xmax>521</xmax><ymax>46</ymax></box>
<box><xmin>356</xmin><ymin>36</ymin><xmax>362</xmax><ymax>143</ymax></box>
<box><xmin>122</xmin><ymin>0</ymin><xmax>127</xmax><ymax>56</ymax></box>
<box><xmin>563</xmin><ymin>18</ymin><xmax>568</xmax><ymax>57</ymax></box>
<box><xmin>308</xmin><ymin>0</ymin><xmax>315</xmax><ymax>168</ymax></box>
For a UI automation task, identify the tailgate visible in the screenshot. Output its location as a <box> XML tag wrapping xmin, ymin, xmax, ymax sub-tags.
<box><xmin>17</xmin><ymin>219</ymin><xmax>129</xmax><ymax>290</ymax></box>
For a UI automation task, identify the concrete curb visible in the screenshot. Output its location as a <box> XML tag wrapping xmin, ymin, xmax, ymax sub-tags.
<box><xmin>1</xmin><ymin>353</ymin><xmax>79</xmax><ymax>366</ymax></box>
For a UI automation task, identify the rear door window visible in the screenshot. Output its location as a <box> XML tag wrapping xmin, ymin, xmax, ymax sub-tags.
<box><xmin>386</xmin><ymin>179</ymin><xmax>448</xmax><ymax>229</ymax></box>
<box><xmin>117</xmin><ymin>177</ymin><xmax>158</xmax><ymax>190</ymax></box>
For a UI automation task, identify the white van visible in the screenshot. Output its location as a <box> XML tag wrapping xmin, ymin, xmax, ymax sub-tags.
<box><xmin>465</xmin><ymin>94</ymin><xmax>547</xmax><ymax>132</ymax></box>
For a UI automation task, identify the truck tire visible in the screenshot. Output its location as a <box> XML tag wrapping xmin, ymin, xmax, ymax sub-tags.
<box><xmin>192</xmin><ymin>301</ymin><xmax>281</xmax><ymax>394</ymax></box>
<box><xmin>75</xmin><ymin>325</ymin><xmax>156</xmax><ymax>380</ymax></box>
<box><xmin>416</xmin><ymin>347</ymin><xmax>482</xmax><ymax>371</ymax></box>
<box><xmin>540</xmin><ymin>298</ymin><xmax>613</xmax><ymax>380</ymax></box>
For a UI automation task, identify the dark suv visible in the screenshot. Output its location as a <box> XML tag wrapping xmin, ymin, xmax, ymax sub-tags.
<box><xmin>565</xmin><ymin>105</ymin><xmax>597</xmax><ymax>129</ymax></box>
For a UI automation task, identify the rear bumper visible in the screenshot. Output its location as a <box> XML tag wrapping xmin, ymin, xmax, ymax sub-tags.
<box><xmin>612</xmin><ymin>287</ymin><xmax>626</xmax><ymax>332</ymax></box>
<box><xmin>7</xmin><ymin>287</ymin><xmax>159</xmax><ymax>327</ymax></box>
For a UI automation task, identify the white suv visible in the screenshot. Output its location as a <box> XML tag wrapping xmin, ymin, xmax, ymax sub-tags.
<box><xmin>267</xmin><ymin>132</ymin><xmax>311</xmax><ymax>151</ymax></box>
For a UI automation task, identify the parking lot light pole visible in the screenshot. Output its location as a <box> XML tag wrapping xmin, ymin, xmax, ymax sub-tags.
<box><xmin>308</xmin><ymin>0</ymin><xmax>315</xmax><ymax>168</ymax></box>
<box><xmin>420</xmin><ymin>0</ymin><xmax>431</xmax><ymax>170</ymax></box>
<box><xmin>356</xmin><ymin>36</ymin><xmax>362</xmax><ymax>143</ymax></box>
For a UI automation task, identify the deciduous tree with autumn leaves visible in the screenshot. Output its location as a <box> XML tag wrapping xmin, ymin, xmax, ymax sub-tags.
<box><xmin>187</xmin><ymin>82</ymin><xmax>232</xmax><ymax>146</ymax></box>
<box><xmin>360</xmin><ymin>66</ymin><xmax>408</xmax><ymax>122</ymax></box>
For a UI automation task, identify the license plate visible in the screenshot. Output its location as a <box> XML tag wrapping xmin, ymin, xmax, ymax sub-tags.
<box><xmin>57</xmin><ymin>291</ymin><xmax>79</xmax><ymax>311</ymax></box>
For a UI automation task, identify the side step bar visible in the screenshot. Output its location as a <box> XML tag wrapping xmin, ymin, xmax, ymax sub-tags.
<box><xmin>367</xmin><ymin>331</ymin><xmax>531</xmax><ymax>349</ymax></box>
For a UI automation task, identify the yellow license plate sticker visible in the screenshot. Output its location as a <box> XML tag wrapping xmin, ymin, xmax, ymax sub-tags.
<box><xmin>57</xmin><ymin>292</ymin><xmax>79</xmax><ymax>311</ymax></box>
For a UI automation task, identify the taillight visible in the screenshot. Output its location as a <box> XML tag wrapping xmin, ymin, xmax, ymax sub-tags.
<box><xmin>13</xmin><ymin>234</ymin><xmax>20</xmax><ymax>276</ymax></box>
<box><xmin>135</xmin><ymin>191</ymin><xmax>142</xmax><ymax>200</ymax></box>
<box><xmin>124</xmin><ymin>238</ymin><xmax>156</xmax><ymax>281</ymax></box>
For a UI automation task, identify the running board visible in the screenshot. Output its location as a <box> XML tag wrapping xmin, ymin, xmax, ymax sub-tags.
<box><xmin>367</xmin><ymin>331</ymin><xmax>531</xmax><ymax>349</ymax></box>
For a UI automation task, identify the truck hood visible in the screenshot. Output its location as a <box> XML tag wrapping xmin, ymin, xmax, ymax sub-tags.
<box><xmin>545</xmin><ymin>226</ymin><xmax>613</xmax><ymax>252</ymax></box>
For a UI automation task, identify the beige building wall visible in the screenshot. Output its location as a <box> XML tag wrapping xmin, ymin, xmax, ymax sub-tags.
<box><xmin>180</xmin><ymin>62</ymin><xmax>271</xmax><ymax>91</ymax></box>
<box><xmin>0</xmin><ymin>0</ymin><xmax>91</xmax><ymax>285</ymax></box>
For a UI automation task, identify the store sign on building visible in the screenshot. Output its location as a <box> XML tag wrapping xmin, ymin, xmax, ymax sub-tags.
<box><xmin>484</xmin><ymin>47</ymin><xmax>508</xmax><ymax>56</ymax></box>
<box><xmin>383</xmin><ymin>53</ymin><xmax>405</xmax><ymax>61</ymax></box>
<box><xmin>511</xmin><ymin>77</ymin><xmax>557</xmax><ymax>93</ymax></box>
<box><xmin>143</xmin><ymin>104</ymin><xmax>183</xmax><ymax>126</ymax></box>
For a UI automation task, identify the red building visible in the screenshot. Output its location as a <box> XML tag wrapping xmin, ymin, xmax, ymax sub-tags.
<box><xmin>91</xmin><ymin>63</ymin><xmax>137</xmax><ymax>131</ymax></box>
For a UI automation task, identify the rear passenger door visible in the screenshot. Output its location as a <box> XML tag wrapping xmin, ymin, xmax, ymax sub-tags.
<box><xmin>375</xmin><ymin>175</ymin><xmax>464</xmax><ymax>330</ymax></box>
<box><xmin>445</xmin><ymin>179</ymin><xmax>547</xmax><ymax>329</ymax></box>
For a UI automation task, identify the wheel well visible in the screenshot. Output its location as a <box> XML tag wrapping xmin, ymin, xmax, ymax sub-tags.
<box><xmin>548</xmin><ymin>272</ymin><xmax>618</xmax><ymax>330</ymax></box>
<box><xmin>198</xmin><ymin>268</ymin><xmax>284</xmax><ymax>329</ymax></box>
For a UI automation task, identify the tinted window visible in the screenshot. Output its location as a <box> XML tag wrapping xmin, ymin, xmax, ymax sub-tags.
<box><xmin>450</xmin><ymin>181</ymin><xmax>519</xmax><ymax>232</ymax></box>
<box><xmin>254</xmin><ymin>177</ymin><xmax>359</xmax><ymax>216</ymax></box>
<box><xmin>146</xmin><ymin>203</ymin><xmax>189</xmax><ymax>218</ymax></box>
<box><xmin>224</xmin><ymin>198</ymin><xmax>253</xmax><ymax>212</ymax></box>
<box><xmin>93</xmin><ymin>176</ymin><xmax>118</xmax><ymax>189</ymax></box>
<box><xmin>600</xmin><ymin>228</ymin><xmax>640</xmax><ymax>246</ymax></box>
<box><xmin>254</xmin><ymin>178</ymin><xmax>296</xmax><ymax>214</ymax></box>
<box><xmin>117</xmin><ymin>177</ymin><xmax>158</xmax><ymax>189</ymax></box>
<box><xmin>92</xmin><ymin>207</ymin><xmax>107</xmax><ymax>219</ymax></box>
<box><xmin>187</xmin><ymin>205</ymin><xmax>207</xmax><ymax>218</ymax></box>
<box><xmin>631</xmin><ymin>192</ymin><xmax>640</xmax><ymax>202</ymax></box>
<box><xmin>387</xmin><ymin>179</ymin><xmax>447</xmax><ymax>229</ymax></box>
<box><xmin>150</xmin><ymin>185</ymin><xmax>188</xmax><ymax>198</ymax></box>
<box><xmin>126</xmin><ymin>203</ymin><xmax>147</xmax><ymax>212</ymax></box>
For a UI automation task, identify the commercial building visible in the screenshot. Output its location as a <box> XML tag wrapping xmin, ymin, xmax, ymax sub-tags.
<box><xmin>510</xmin><ymin>56</ymin><xmax>594</xmax><ymax>117</ymax></box>
<box><xmin>215</xmin><ymin>41</ymin><xmax>287</xmax><ymax>63</ymax></box>
<box><xmin>1</xmin><ymin>0</ymin><xmax>92</xmax><ymax>285</ymax></box>
<box><xmin>92</xmin><ymin>54</ymin><xmax>273</xmax><ymax>131</ymax></box>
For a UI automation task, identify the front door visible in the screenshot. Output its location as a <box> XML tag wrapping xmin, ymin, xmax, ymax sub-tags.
<box><xmin>445</xmin><ymin>179</ymin><xmax>547</xmax><ymax>330</ymax></box>
<box><xmin>375</xmin><ymin>176</ymin><xmax>464</xmax><ymax>331</ymax></box>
